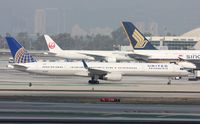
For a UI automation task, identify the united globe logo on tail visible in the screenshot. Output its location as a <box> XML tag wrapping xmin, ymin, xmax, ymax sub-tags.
<box><xmin>15</xmin><ymin>48</ymin><xmax>36</xmax><ymax>63</ymax></box>
<box><xmin>5</xmin><ymin>36</ymin><xmax>37</xmax><ymax>63</ymax></box>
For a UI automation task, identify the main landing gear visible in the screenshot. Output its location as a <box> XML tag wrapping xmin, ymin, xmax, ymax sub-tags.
<box><xmin>167</xmin><ymin>78</ymin><xmax>171</xmax><ymax>85</ymax></box>
<box><xmin>167</xmin><ymin>77</ymin><xmax>182</xmax><ymax>85</ymax></box>
<box><xmin>88</xmin><ymin>80</ymin><xmax>99</xmax><ymax>84</ymax></box>
<box><xmin>88</xmin><ymin>75</ymin><xmax>99</xmax><ymax>84</ymax></box>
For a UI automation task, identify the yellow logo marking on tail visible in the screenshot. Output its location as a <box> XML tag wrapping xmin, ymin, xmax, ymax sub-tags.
<box><xmin>132</xmin><ymin>29</ymin><xmax>148</xmax><ymax>48</ymax></box>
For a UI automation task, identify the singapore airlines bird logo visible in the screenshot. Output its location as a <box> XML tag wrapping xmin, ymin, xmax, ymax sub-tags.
<box><xmin>132</xmin><ymin>29</ymin><xmax>148</xmax><ymax>48</ymax></box>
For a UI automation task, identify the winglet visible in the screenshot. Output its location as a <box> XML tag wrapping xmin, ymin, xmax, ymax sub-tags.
<box><xmin>82</xmin><ymin>60</ymin><xmax>88</xmax><ymax>69</ymax></box>
<box><xmin>121</xmin><ymin>21</ymin><xmax>156</xmax><ymax>50</ymax></box>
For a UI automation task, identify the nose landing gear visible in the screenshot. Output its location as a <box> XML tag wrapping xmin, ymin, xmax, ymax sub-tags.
<box><xmin>167</xmin><ymin>79</ymin><xmax>171</xmax><ymax>85</ymax></box>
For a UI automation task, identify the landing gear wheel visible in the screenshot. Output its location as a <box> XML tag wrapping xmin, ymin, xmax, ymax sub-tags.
<box><xmin>167</xmin><ymin>80</ymin><xmax>171</xmax><ymax>85</ymax></box>
<box><xmin>167</xmin><ymin>77</ymin><xmax>172</xmax><ymax>85</ymax></box>
<box><xmin>88</xmin><ymin>80</ymin><xmax>92</xmax><ymax>84</ymax></box>
<box><xmin>88</xmin><ymin>80</ymin><xmax>99</xmax><ymax>84</ymax></box>
<box><xmin>88</xmin><ymin>75</ymin><xmax>100</xmax><ymax>84</ymax></box>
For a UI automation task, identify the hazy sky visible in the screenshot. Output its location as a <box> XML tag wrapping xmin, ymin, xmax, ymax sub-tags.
<box><xmin>1</xmin><ymin>0</ymin><xmax>200</xmax><ymax>35</ymax></box>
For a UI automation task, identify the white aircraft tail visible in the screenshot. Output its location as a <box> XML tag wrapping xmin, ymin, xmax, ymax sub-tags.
<box><xmin>44</xmin><ymin>35</ymin><xmax>63</xmax><ymax>53</ymax></box>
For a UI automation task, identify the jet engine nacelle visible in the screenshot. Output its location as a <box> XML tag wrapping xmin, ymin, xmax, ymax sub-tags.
<box><xmin>105</xmin><ymin>57</ymin><xmax>117</xmax><ymax>62</ymax></box>
<box><xmin>101</xmin><ymin>73</ymin><xmax>122</xmax><ymax>81</ymax></box>
<box><xmin>174</xmin><ymin>76</ymin><xmax>181</xmax><ymax>80</ymax></box>
<box><xmin>177</xmin><ymin>61</ymin><xmax>196</xmax><ymax>69</ymax></box>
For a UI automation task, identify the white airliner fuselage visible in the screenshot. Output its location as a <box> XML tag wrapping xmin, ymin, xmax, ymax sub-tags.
<box><xmin>45</xmin><ymin>33</ymin><xmax>200</xmax><ymax>64</ymax></box>
<box><xmin>6</xmin><ymin>36</ymin><xmax>191</xmax><ymax>84</ymax></box>
<box><xmin>134</xmin><ymin>50</ymin><xmax>200</xmax><ymax>62</ymax></box>
<box><xmin>44</xmin><ymin>35</ymin><xmax>134</xmax><ymax>62</ymax></box>
<box><xmin>14</xmin><ymin>61</ymin><xmax>189</xmax><ymax>78</ymax></box>
<box><xmin>53</xmin><ymin>50</ymin><xmax>133</xmax><ymax>62</ymax></box>
<box><xmin>121</xmin><ymin>21</ymin><xmax>200</xmax><ymax>68</ymax></box>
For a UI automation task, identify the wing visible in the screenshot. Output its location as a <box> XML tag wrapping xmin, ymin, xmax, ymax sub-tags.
<box><xmin>87</xmin><ymin>68</ymin><xmax>108</xmax><ymax>76</ymax></box>
<box><xmin>13</xmin><ymin>64</ymin><xmax>28</xmax><ymax>71</ymax></box>
<box><xmin>127</xmin><ymin>53</ymin><xmax>150</xmax><ymax>61</ymax></box>
<box><xmin>79</xmin><ymin>53</ymin><xmax>106</xmax><ymax>61</ymax></box>
<box><xmin>82</xmin><ymin>60</ymin><xmax>108</xmax><ymax>76</ymax></box>
<box><xmin>178</xmin><ymin>57</ymin><xmax>199</xmax><ymax>69</ymax></box>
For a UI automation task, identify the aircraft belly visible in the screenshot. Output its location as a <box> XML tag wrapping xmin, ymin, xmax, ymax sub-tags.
<box><xmin>28</xmin><ymin>69</ymin><xmax>77</xmax><ymax>76</ymax></box>
<box><xmin>148</xmin><ymin>59</ymin><xmax>178</xmax><ymax>63</ymax></box>
<box><xmin>123</xmin><ymin>70</ymin><xmax>186</xmax><ymax>77</ymax></box>
<box><xmin>58</xmin><ymin>53</ymin><xmax>94</xmax><ymax>60</ymax></box>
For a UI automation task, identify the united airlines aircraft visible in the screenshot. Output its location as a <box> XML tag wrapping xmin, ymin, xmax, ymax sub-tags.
<box><xmin>6</xmin><ymin>36</ymin><xmax>190</xmax><ymax>84</ymax></box>
<box><xmin>122</xmin><ymin>21</ymin><xmax>200</xmax><ymax>68</ymax></box>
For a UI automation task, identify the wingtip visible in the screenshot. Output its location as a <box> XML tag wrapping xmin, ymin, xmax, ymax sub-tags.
<box><xmin>82</xmin><ymin>59</ymin><xmax>88</xmax><ymax>69</ymax></box>
<box><xmin>44</xmin><ymin>34</ymin><xmax>49</xmax><ymax>39</ymax></box>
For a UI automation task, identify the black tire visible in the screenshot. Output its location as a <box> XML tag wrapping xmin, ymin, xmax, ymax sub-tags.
<box><xmin>88</xmin><ymin>80</ymin><xmax>92</xmax><ymax>84</ymax></box>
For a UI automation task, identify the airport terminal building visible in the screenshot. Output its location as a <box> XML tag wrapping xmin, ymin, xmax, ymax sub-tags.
<box><xmin>148</xmin><ymin>36</ymin><xmax>199</xmax><ymax>50</ymax></box>
<box><xmin>121</xmin><ymin>27</ymin><xmax>200</xmax><ymax>50</ymax></box>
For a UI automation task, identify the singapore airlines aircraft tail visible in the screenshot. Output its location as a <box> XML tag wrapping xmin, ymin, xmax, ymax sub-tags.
<box><xmin>5</xmin><ymin>37</ymin><xmax>37</xmax><ymax>63</ymax></box>
<box><xmin>121</xmin><ymin>21</ymin><xmax>156</xmax><ymax>50</ymax></box>
<box><xmin>44</xmin><ymin>35</ymin><xmax>63</xmax><ymax>54</ymax></box>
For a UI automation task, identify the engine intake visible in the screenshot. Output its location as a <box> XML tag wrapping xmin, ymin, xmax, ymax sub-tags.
<box><xmin>100</xmin><ymin>73</ymin><xmax>122</xmax><ymax>81</ymax></box>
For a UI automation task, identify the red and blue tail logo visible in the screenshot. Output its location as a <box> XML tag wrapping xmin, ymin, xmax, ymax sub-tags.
<box><xmin>5</xmin><ymin>37</ymin><xmax>36</xmax><ymax>63</ymax></box>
